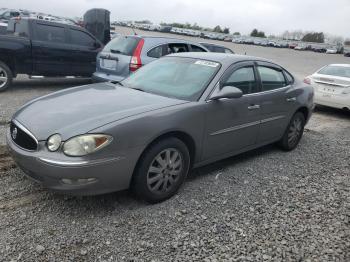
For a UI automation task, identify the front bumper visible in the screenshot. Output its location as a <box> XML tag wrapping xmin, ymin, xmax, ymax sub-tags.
<box><xmin>92</xmin><ymin>71</ymin><xmax>127</xmax><ymax>83</ymax></box>
<box><xmin>6</xmin><ymin>129</ymin><xmax>139</xmax><ymax>196</ymax></box>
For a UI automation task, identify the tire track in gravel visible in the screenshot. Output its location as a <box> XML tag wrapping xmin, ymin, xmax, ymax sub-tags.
<box><xmin>0</xmin><ymin>191</ymin><xmax>45</xmax><ymax>211</ymax></box>
<box><xmin>0</xmin><ymin>145</ymin><xmax>15</xmax><ymax>175</ymax></box>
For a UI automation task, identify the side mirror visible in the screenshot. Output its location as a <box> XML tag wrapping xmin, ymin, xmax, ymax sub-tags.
<box><xmin>210</xmin><ymin>85</ymin><xmax>243</xmax><ymax>100</ymax></box>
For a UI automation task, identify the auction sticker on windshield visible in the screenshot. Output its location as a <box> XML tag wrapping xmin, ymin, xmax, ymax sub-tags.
<box><xmin>194</xmin><ymin>60</ymin><xmax>219</xmax><ymax>67</ymax></box>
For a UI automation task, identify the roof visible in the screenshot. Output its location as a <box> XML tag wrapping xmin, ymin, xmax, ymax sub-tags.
<box><xmin>168</xmin><ymin>52</ymin><xmax>271</xmax><ymax>65</ymax></box>
<box><xmin>127</xmin><ymin>34</ymin><xmax>200</xmax><ymax>43</ymax></box>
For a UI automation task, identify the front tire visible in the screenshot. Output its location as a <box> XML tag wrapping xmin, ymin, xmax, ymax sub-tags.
<box><xmin>132</xmin><ymin>137</ymin><xmax>190</xmax><ymax>203</ymax></box>
<box><xmin>279</xmin><ymin>112</ymin><xmax>305</xmax><ymax>151</ymax></box>
<box><xmin>0</xmin><ymin>62</ymin><xmax>13</xmax><ymax>92</ymax></box>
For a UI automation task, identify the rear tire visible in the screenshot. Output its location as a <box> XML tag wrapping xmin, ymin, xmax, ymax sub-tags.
<box><xmin>0</xmin><ymin>61</ymin><xmax>13</xmax><ymax>92</ymax></box>
<box><xmin>132</xmin><ymin>137</ymin><xmax>190</xmax><ymax>203</ymax></box>
<box><xmin>279</xmin><ymin>112</ymin><xmax>305</xmax><ymax>151</ymax></box>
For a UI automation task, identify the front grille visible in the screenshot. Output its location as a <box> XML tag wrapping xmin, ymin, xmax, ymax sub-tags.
<box><xmin>10</xmin><ymin>122</ymin><xmax>38</xmax><ymax>151</ymax></box>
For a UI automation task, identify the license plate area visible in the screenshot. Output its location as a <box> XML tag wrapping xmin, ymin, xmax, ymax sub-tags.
<box><xmin>100</xmin><ymin>59</ymin><xmax>117</xmax><ymax>70</ymax></box>
<box><xmin>316</xmin><ymin>83</ymin><xmax>339</xmax><ymax>94</ymax></box>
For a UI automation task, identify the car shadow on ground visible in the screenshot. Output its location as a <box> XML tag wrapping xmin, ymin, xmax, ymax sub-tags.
<box><xmin>44</xmin><ymin>143</ymin><xmax>281</xmax><ymax>216</ymax></box>
<box><xmin>314</xmin><ymin>105</ymin><xmax>350</xmax><ymax>118</ymax></box>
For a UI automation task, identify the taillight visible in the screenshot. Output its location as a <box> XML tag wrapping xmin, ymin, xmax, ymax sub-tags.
<box><xmin>303</xmin><ymin>77</ymin><xmax>311</xmax><ymax>85</ymax></box>
<box><xmin>130</xmin><ymin>39</ymin><xmax>144</xmax><ymax>72</ymax></box>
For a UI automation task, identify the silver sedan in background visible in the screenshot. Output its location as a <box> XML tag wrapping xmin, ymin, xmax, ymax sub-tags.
<box><xmin>7</xmin><ymin>53</ymin><xmax>314</xmax><ymax>203</ymax></box>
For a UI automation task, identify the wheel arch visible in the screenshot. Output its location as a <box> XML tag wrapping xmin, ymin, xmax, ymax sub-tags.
<box><xmin>295</xmin><ymin>106</ymin><xmax>309</xmax><ymax>121</ymax></box>
<box><xmin>0</xmin><ymin>57</ymin><xmax>16</xmax><ymax>76</ymax></box>
<box><xmin>130</xmin><ymin>130</ymin><xmax>197</xmax><ymax>186</ymax></box>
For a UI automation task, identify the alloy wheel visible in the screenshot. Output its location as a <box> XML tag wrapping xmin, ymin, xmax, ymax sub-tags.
<box><xmin>147</xmin><ymin>148</ymin><xmax>183</xmax><ymax>194</ymax></box>
<box><xmin>288</xmin><ymin>117</ymin><xmax>302</xmax><ymax>147</ymax></box>
<box><xmin>0</xmin><ymin>66</ymin><xmax>8</xmax><ymax>88</ymax></box>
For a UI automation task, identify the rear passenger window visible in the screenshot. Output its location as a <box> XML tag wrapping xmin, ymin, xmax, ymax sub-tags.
<box><xmin>190</xmin><ymin>45</ymin><xmax>206</xmax><ymax>52</ymax></box>
<box><xmin>70</xmin><ymin>29</ymin><xmax>95</xmax><ymax>47</ymax></box>
<box><xmin>258</xmin><ymin>66</ymin><xmax>286</xmax><ymax>91</ymax></box>
<box><xmin>36</xmin><ymin>24</ymin><xmax>65</xmax><ymax>43</ymax></box>
<box><xmin>223</xmin><ymin>67</ymin><xmax>257</xmax><ymax>94</ymax></box>
<box><xmin>167</xmin><ymin>43</ymin><xmax>188</xmax><ymax>54</ymax></box>
<box><xmin>147</xmin><ymin>45</ymin><xmax>164</xmax><ymax>58</ymax></box>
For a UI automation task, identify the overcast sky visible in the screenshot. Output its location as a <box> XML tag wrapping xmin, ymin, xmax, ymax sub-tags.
<box><xmin>4</xmin><ymin>0</ymin><xmax>350</xmax><ymax>38</ymax></box>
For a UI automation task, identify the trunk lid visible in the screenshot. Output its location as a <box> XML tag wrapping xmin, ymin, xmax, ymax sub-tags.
<box><xmin>312</xmin><ymin>73</ymin><xmax>350</xmax><ymax>95</ymax></box>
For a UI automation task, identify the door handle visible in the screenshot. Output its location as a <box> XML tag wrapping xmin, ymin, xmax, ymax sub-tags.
<box><xmin>248</xmin><ymin>105</ymin><xmax>260</xmax><ymax>110</ymax></box>
<box><xmin>286</xmin><ymin>97</ymin><xmax>297</xmax><ymax>102</ymax></box>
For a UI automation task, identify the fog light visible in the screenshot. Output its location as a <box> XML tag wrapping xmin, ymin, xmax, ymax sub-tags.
<box><xmin>61</xmin><ymin>178</ymin><xmax>97</xmax><ymax>185</ymax></box>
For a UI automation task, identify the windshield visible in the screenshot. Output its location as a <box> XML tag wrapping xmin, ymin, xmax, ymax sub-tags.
<box><xmin>122</xmin><ymin>57</ymin><xmax>220</xmax><ymax>101</ymax></box>
<box><xmin>102</xmin><ymin>36</ymin><xmax>140</xmax><ymax>55</ymax></box>
<box><xmin>318</xmin><ymin>65</ymin><xmax>350</xmax><ymax>78</ymax></box>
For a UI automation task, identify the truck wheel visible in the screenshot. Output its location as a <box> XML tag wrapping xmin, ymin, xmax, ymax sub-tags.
<box><xmin>0</xmin><ymin>62</ymin><xmax>13</xmax><ymax>92</ymax></box>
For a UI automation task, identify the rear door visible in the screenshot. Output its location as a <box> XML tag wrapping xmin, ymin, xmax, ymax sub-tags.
<box><xmin>96</xmin><ymin>36</ymin><xmax>141</xmax><ymax>79</ymax></box>
<box><xmin>68</xmin><ymin>27</ymin><xmax>102</xmax><ymax>76</ymax></box>
<box><xmin>255</xmin><ymin>62</ymin><xmax>298</xmax><ymax>143</ymax></box>
<box><xmin>31</xmin><ymin>21</ymin><xmax>72</xmax><ymax>76</ymax></box>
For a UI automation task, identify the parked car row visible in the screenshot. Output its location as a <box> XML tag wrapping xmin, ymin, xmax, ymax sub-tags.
<box><xmin>116</xmin><ymin>22</ymin><xmax>348</xmax><ymax>57</ymax></box>
<box><xmin>233</xmin><ymin>37</ymin><xmax>347</xmax><ymax>55</ymax></box>
<box><xmin>0</xmin><ymin>17</ymin><xmax>235</xmax><ymax>91</ymax></box>
<box><xmin>0</xmin><ymin>7</ymin><xmax>80</xmax><ymax>26</ymax></box>
<box><xmin>293</xmin><ymin>42</ymin><xmax>344</xmax><ymax>54</ymax></box>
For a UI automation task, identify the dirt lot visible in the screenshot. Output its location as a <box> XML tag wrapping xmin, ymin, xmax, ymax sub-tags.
<box><xmin>0</xmin><ymin>28</ymin><xmax>349</xmax><ymax>261</ymax></box>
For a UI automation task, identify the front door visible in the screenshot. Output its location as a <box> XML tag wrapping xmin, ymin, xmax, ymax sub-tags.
<box><xmin>68</xmin><ymin>28</ymin><xmax>100</xmax><ymax>76</ymax></box>
<box><xmin>202</xmin><ymin>62</ymin><xmax>261</xmax><ymax>161</ymax></box>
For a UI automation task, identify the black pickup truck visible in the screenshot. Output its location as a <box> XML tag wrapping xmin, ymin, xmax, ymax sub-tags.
<box><xmin>0</xmin><ymin>18</ymin><xmax>103</xmax><ymax>91</ymax></box>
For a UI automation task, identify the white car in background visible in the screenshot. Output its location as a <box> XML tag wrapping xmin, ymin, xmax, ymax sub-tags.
<box><xmin>305</xmin><ymin>64</ymin><xmax>350</xmax><ymax>110</ymax></box>
<box><xmin>326</xmin><ymin>47</ymin><xmax>338</xmax><ymax>54</ymax></box>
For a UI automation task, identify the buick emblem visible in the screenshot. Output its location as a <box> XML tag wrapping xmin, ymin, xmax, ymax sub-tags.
<box><xmin>12</xmin><ymin>127</ymin><xmax>18</xmax><ymax>140</ymax></box>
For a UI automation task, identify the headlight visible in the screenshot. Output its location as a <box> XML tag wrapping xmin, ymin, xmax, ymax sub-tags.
<box><xmin>47</xmin><ymin>134</ymin><xmax>62</xmax><ymax>152</ymax></box>
<box><xmin>63</xmin><ymin>134</ymin><xmax>113</xmax><ymax>157</ymax></box>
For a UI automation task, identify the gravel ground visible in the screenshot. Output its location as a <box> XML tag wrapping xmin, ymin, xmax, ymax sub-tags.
<box><xmin>0</xmin><ymin>28</ymin><xmax>349</xmax><ymax>261</ymax></box>
<box><xmin>0</xmin><ymin>107</ymin><xmax>349</xmax><ymax>261</ymax></box>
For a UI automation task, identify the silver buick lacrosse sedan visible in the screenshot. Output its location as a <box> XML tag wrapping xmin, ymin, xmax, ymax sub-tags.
<box><xmin>7</xmin><ymin>53</ymin><xmax>314</xmax><ymax>203</ymax></box>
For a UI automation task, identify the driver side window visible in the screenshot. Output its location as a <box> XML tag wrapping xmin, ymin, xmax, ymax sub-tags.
<box><xmin>222</xmin><ymin>66</ymin><xmax>257</xmax><ymax>95</ymax></box>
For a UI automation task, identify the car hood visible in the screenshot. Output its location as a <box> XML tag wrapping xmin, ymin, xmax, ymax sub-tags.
<box><xmin>14</xmin><ymin>83</ymin><xmax>188</xmax><ymax>140</ymax></box>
